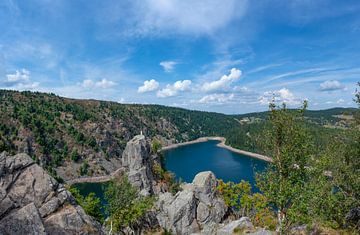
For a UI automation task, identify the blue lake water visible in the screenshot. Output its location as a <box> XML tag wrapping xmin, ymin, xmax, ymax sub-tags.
<box><xmin>74</xmin><ymin>140</ymin><xmax>267</xmax><ymax>209</ymax></box>
<box><xmin>164</xmin><ymin>140</ymin><xmax>268</xmax><ymax>188</ymax></box>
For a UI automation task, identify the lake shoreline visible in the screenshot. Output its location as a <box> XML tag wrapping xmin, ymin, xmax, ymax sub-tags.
<box><xmin>66</xmin><ymin>168</ymin><xmax>124</xmax><ymax>185</ymax></box>
<box><xmin>67</xmin><ymin>136</ymin><xmax>271</xmax><ymax>185</ymax></box>
<box><xmin>162</xmin><ymin>136</ymin><xmax>272</xmax><ymax>163</ymax></box>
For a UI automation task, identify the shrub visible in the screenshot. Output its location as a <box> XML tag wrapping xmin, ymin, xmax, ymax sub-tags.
<box><xmin>105</xmin><ymin>175</ymin><xmax>154</xmax><ymax>233</ymax></box>
<box><xmin>71</xmin><ymin>150</ymin><xmax>80</xmax><ymax>162</ymax></box>
<box><xmin>79</xmin><ymin>161</ymin><xmax>89</xmax><ymax>175</ymax></box>
<box><xmin>68</xmin><ymin>187</ymin><xmax>104</xmax><ymax>223</ymax></box>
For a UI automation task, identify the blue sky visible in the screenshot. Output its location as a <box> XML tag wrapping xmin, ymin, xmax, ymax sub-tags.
<box><xmin>0</xmin><ymin>0</ymin><xmax>359</xmax><ymax>114</ymax></box>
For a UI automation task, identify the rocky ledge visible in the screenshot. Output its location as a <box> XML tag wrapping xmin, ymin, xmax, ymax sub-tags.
<box><xmin>0</xmin><ymin>152</ymin><xmax>103</xmax><ymax>235</ymax></box>
<box><xmin>156</xmin><ymin>171</ymin><xmax>227</xmax><ymax>234</ymax></box>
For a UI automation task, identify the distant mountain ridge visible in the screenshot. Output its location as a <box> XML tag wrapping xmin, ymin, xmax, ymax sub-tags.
<box><xmin>0</xmin><ymin>89</ymin><xmax>356</xmax><ymax>181</ymax></box>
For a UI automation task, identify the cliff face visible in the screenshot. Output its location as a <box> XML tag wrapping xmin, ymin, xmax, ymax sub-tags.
<box><xmin>156</xmin><ymin>171</ymin><xmax>228</xmax><ymax>234</ymax></box>
<box><xmin>0</xmin><ymin>152</ymin><xmax>103</xmax><ymax>235</ymax></box>
<box><xmin>121</xmin><ymin>134</ymin><xmax>157</xmax><ymax>196</ymax></box>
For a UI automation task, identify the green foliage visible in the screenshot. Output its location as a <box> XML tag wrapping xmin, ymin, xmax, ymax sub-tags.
<box><xmin>105</xmin><ymin>175</ymin><xmax>154</xmax><ymax>233</ymax></box>
<box><xmin>151</xmin><ymin>138</ymin><xmax>162</xmax><ymax>154</ymax></box>
<box><xmin>68</xmin><ymin>186</ymin><xmax>104</xmax><ymax>223</ymax></box>
<box><xmin>256</xmin><ymin>101</ymin><xmax>314</xmax><ymax>233</ymax></box>
<box><xmin>79</xmin><ymin>161</ymin><xmax>89</xmax><ymax>176</ymax></box>
<box><xmin>217</xmin><ymin>180</ymin><xmax>276</xmax><ymax>230</ymax></box>
<box><xmin>46</xmin><ymin>166</ymin><xmax>64</xmax><ymax>183</ymax></box>
<box><xmin>306</xmin><ymin>84</ymin><xmax>360</xmax><ymax>231</ymax></box>
<box><xmin>71</xmin><ymin>150</ymin><xmax>80</xmax><ymax>162</ymax></box>
<box><xmin>152</xmin><ymin>162</ymin><xmax>181</xmax><ymax>195</ymax></box>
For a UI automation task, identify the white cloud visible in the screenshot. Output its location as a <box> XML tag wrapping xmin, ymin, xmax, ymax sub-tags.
<box><xmin>160</xmin><ymin>61</ymin><xmax>178</xmax><ymax>72</ymax></box>
<box><xmin>320</xmin><ymin>80</ymin><xmax>345</xmax><ymax>91</ymax></box>
<box><xmin>80</xmin><ymin>78</ymin><xmax>116</xmax><ymax>89</ymax></box>
<box><xmin>95</xmin><ymin>78</ymin><xmax>116</xmax><ymax>89</ymax></box>
<box><xmin>157</xmin><ymin>80</ymin><xmax>191</xmax><ymax>98</ymax></box>
<box><xmin>198</xmin><ymin>93</ymin><xmax>234</xmax><ymax>104</ymax></box>
<box><xmin>129</xmin><ymin>0</ymin><xmax>248</xmax><ymax>36</ymax></box>
<box><xmin>6</xmin><ymin>69</ymin><xmax>30</xmax><ymax>82</ymax></box>
<box><xmin>201</xmin><ymin>68</ymin><xmax>242</xmax><ymax>92</ymax></box>
<box><xmin>336</xmin><ymin>98</ymin><xmax>345</xmax><ymax>104</ymax></box>
<box><xmin>258</xmin><ymin>88</ymin><xmax>301</xmax><ymax>106</ymax></box>
<box><xmin>2</xmin><ymin>69</ymin><xmax>39</xmax><ymax>91</ymax></box>
<box><xmin>138</xmin><ymin>79</ymin><xmax>159</xmax><ymax>93</ymax></box>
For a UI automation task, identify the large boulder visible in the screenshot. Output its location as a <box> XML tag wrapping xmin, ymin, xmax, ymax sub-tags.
<box><xmin>156</xmin><ymin>171</ymin><xmax>228</xmax><ymax>235</ymax></box>
<box><xmin>0</xmin><ymin>152</ymin><xmax>103</xmax><ymax>235</ymax></box>
<box><xmin>121</xmin><ymin>134</ymin><xmax>155</xmax><ymax>196</ymax></box>
<box><xmin>193</xmin><ymin>171</ymin><xmax>227</xmax><ymax>225</ymax></box>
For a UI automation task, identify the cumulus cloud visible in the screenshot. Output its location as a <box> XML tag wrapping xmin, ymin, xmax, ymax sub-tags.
<box><xmin>258</xmin><ymin>88</ymin><xmax>301</xmax><ymax>106</ymax></box>
<box><xmin>80</xmin><ymin>78</ymin><xmax>116</xmax><ymax>89</ymax></box>
<box><xmin>160</xmin><ymin>61</ymin><xmax>178</xmax><ymax>72</ymax></box>
<box><xmin>157</xmin><ymin>80</ymin><xmax>191</xmax><ymax>98</ymax></box>
<box><xmin>6</xmin><ymin>69</ymin><xmax>30</xmax><ymax>82</ymax></box>
<box><xmin>2</xmin><ymin>69</ymin><xmax>39</xmax><ymax>91</ymax></box>
<box><xmin>138</xmin><ymin>79</ymin><xmax>159</xmax><ymax>93</ymax></box>
<box><xmin>198</xmin><ymin>93</ymin><xmax>234</xmax><ymax>104</ymax></box>
<box><xmin>201</xmin><ymin>68</ymin><xmax>242</xmax><ymax>92</ymax></box>
<box><xmin>319</xmin><ymin>80</ymin><xmax>345</xmax><ymax>91</ymax></box>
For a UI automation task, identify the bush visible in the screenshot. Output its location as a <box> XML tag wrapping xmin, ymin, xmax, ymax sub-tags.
<box><xmin>71</xmin><ymin>150</ymin><xmax>80</xmax><ymax>162</ymax></box>
<box><xmin>79</xmin><ymin>161</ymin><xmax>89</xmax><ymax>176</ymax></box>
<box><xmin>217</xmin><ymin>180</ymin><xmax>276</xmax><ymax>230</ymax></box>
<box><xmin>105</xmin><ymin>175</ymin><xmax>154</xmax><ymax>233</ymax></box>
<box><xmin>151</xmin><ymin>138</ymin><xmax>162</xmax><ymax>154</ymax></box>
<box><xmin>68</xmin><ymin>187</ymin><xmax>104</xmax><ymax>223</ymax></box>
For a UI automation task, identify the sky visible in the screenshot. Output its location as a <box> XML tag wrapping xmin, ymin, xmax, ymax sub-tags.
<box><xmin>0</xmin><ymin>0</ymin><xmax>360</xmax><ymax>114</ymax></box>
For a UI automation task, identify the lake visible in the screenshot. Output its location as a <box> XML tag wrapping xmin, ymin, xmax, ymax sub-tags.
<box><xmin>164</xmin><ymin>140</ymin><xmax>268</xmax><ymax>187</ymax></box>
<box><xmin>74</xmin><ymin>140</ymin><xmax>267</xmax><ymax>207</ymax></box>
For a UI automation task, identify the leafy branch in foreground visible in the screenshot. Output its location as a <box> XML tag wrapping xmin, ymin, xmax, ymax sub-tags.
<box><xmin>105</xmin><ymin>175</ymin><xmax>155</xmax><ymax>233</ymax></box>
<box><xmin>68</xmin><ymin>186</ymin><xmax>104</xmax><ymax>223</ymax></box>
<box><xmin>256</xmin><ymin>101</ymin><xmax>314</xmax><ymax>233</ymax></box>
<box><xmin>217</xmin><ymin>180</ymin><xmax>276</xmax><ymax>230</ymax></box>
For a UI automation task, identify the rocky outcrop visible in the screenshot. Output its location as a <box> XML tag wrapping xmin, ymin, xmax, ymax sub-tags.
<box><xmin>216</xmin><ymin>217</ymin><xmax>254</xmax><ymax>234</ymax></box>
<box><xmin>121</xmin><ymin>134</ymin><xmax>157</xmax><ymax>196</ymax></box>
<box><xmin>156</xmin><ymin>171</ymin><xmax>227</xmax><ymax>234</ymax></box>
<box><xmin>0</xmin><ymin>152</ymin><xmax>103</xmax><ymax>235</ymax></box>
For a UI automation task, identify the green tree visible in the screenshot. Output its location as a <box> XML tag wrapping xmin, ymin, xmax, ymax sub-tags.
<box><xmin>256</xmin><ymin>101</ymin><xmax>313</xmax><ymax>233</ymax></box>
<box><xmin>217</xmin><ymin>180</ymin><xmax>276</xmax><ymax>230</ymax></box>
<box><xmin>71</xmin><ymin>150</ymin><xmax>80</xmax><ymax>162</ymax></box>
<box><xmin>151</xmin><ymin>138</ymin><xmax>162</xmax><ymax>154</ymax></box>
<box><xmin>105</xmin><ymin>175</ymin><xmax>154</xmax><ymax>233</ymax></box>
<box><xmin>79</xmin><ymin>161</ymin><xmax>89</xmax><ymax>175</ymax></box>
<box><xmin>309</xmin><ymin>83</ymin><xmax>360</xmax><ymax>231</ymax></box>
<box><xmin>68</xmin><ymin>187</ymin><xmax>104</xmax><ymax>223</ymax></box>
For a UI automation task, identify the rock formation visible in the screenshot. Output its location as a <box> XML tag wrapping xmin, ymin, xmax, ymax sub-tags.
<box><xmin>156</xmin><ymin>171</ymin><xmax>228</xmax><ymax>234</ymax></box>
<box><xmin>121</xmin><ymin>134</ymin><xmax>157</xmax><ymax>196</ymax></box>
<box><xmin>0</xmin><ymin>152</ymin><xmax>103</xmax><ymax>235</ymax></box>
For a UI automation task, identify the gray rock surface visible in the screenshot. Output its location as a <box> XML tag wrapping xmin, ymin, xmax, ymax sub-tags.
<box><xmin>0</xmin><ymin>152</ymin><xmax>103</xmax><ymax>235</ymax></box>
<box><xmin>156</xmin><ymin>171</ymin><xmax>228</xmax><ymax>235</ymax></box>
<box><xmin>121</xmin><ymin>134</ymin><xmax>155</xmax><ymax>196</ymax></box>
<box><xmin>217</xmin><ymin>217</ymin><xmax>254</xmax><ymax>234</ymax></box>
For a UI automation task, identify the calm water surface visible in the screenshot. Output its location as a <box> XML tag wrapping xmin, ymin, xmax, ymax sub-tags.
<box><xmin>164</xmin><ymin>140</ymin><xmax>267</xmax><ymax>187</ymax></box>
<box><xmin>75</xmin><ymin>140</ymin><xmax>267</xmax><ymax>207</ymax></box>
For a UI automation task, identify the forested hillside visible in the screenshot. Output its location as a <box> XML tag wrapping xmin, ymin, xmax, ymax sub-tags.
<box><xmin>0</xmin><ymin>89</ymin><xmax>355</xmax><ymax>181</ymax></box>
